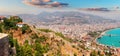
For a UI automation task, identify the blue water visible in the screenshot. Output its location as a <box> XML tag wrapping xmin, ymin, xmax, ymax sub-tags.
<box><xmin>97</xmin><ymin>28</ymin><xmax>120</xmax><ymax>48</ymax></box>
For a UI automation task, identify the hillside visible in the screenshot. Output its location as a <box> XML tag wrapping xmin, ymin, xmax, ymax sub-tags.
<box><xmin>0</xmin><ymin>16</ymin><xmax>83</xmax><ymax>56</ymax></box>
<box><xmin>0</xmin><ymin>16</ymin><xmax>118</xmax><ymax>56</ymax></box>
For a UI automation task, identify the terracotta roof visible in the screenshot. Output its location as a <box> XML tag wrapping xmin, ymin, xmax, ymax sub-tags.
<box><xmin>117</xmin><ymin>48</ymin><xmax>120</xmax><ymax>52</ymax></box>
<box><xmin>0</xmin><ymin>16</ymin><xmax>6</xmax><ymax>19</ymax></box>
<box><xmin>17</xmin><ymin>22</ymin><xmax>25</xmax><ymax>24</ymax></box>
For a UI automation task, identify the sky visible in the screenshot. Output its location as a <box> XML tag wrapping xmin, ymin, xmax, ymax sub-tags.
<box><xmin>0</xmin><ymin>0</ymin><xmax>120</xmax><ymax>14</ymax></box>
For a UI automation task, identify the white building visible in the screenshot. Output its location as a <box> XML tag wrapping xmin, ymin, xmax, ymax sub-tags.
<box><xmin>0</xmin><ymin>16</ymin><xmax>6</xmax><ymax>22</ymax></box>
<box><xmin>16</xmin><ymin>22</ymin><xmax>25</xmax><ymax>27</ymax></box>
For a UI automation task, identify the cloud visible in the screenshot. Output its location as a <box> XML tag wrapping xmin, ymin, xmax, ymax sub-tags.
<box><xmin>23</xmin><ymin>0</ymin><xmax>69</xmax><ymax>8</ymax></box>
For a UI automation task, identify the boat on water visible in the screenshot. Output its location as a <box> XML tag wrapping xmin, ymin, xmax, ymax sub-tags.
<box><xmin>98</xmin><ymin>37</ymin><xmax>101</xmax><ymax>39</ymax></box>
<box><xmin>119</xmin><ymin>41</ymin><xmax>120</xmax><ymax>43</ymax></box>
<box><xmin>109</xmin><ymin>34</ymin><xmax>112</xmax><ymax>37</ymax></box>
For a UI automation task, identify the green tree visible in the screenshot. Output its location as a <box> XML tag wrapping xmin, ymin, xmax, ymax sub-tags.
<box><xmin>34</xmin><ymin>43</ymin><xmax>44</xmax><ymax>56</ymax></box>
<box><xmin>39</xmin><ymin>29</ymin><xmax>53</xmax><ymax>33</ymax></box>
<box><xmin>30</xmin><ymin>34</ymin><xmax>39</xmax><ymax>39</ymax></box>
<box><xmin>35</xmin><ymin>36</ymin><xmax>47</xmax><ymax>43</ymax></box>
<box><xmin>90</xmin><ymin>50</ymin><xmax>98</xmax><ymax>56</ymax></box>
<box><xmin>21</xmin><ymin>25</ymin><xmax>29</xmax><ymax>34</ymax></box>
<box><xmin>22</xmin><ymin>43</ymin><xmax>33</xmax><ymax>56</ymax></box>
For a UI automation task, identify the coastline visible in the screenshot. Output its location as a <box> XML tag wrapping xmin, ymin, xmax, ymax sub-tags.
<box><xmin>95</xmin><ymin>27</ymin><xmax>120</xmax><ymax>48</ymax></box>
<box><xmin>96</xmin><ymin>27</ymin><xmax>120</xmax><ymax>40</ymax></box>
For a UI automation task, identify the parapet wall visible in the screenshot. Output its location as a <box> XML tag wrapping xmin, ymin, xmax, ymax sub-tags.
<box><xmin>0</xmin><ymin>33</ymin><xmax>9</xmax><ymax>56</ymax></box>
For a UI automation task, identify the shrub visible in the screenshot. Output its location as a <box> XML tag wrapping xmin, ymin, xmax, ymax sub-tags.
<box><xmin>55</xmin><ymin>32</ymin><xmax>64</xmax><ymax>38</ymax></box>
<box><xmin>35</xmin><ymin>36</ymin><xmax>47</xmax><ymax>43</ymax></box>
<box><xmin>39</xmin><ymin>29</ymin><xmax>53</xmax><ymax>33</ymax></box>
<box><xmin>21</xmin><ymin>25</ymin><xmax>30</xmax><ymax>34</ymax></box>
<box><xmin>30</xmin><ymin>34</ymin><xmax>39</xmax><ymax>39</ymax></box>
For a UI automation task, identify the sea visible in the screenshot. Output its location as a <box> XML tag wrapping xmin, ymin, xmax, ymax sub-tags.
<box><xmin>97</xmin><ymin>28</ymin><xmax>120</xmax><ymax>48</ymax></box>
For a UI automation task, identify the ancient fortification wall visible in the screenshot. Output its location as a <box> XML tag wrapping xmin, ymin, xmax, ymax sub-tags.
<box><xmin>0</xmin><ymin>33</ymin><xmax>9</xmax><ymax>56</ymax></box>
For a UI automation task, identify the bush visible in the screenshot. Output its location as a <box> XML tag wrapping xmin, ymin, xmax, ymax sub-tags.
<box><xmin>39</xmin><ymin>29</ymin><xmax>53</xmax><ymax>33</ymax></box>
<box><xmin>34</xmin><ymin>43</ymin><xmax>45</xmax><ymax>56</ymax></box>
<box><xmin>35</xmin><ymin>36</ymin><xmax>47</xmax><ymax>43</ymax></box>
<box><xmin>30</xmin><ymin>34</ymin><xmax>39</xmax><ymax>39</ymax></box>
<box><xmin>9</xmin><ymin>35</ymin><xmax>14</xmax><ymax>47</ymax></box>
<box><xmin>55</xmin><ymin>32</ymin><xmax>64</xmax><ymax>38</ymax></box>
<box><xmin>88</xmin><ymin>31</ymin><xmax>100</xmax><ymax>37</ymax></box>
<box><xmin>9</xmin><ymin>16</ymin><xmax>22</xmax><ymax>22</ymax></box>
<box><xmin>0</xmin><ymin>23</ymin><xmax>4</xmax><ymax>32</ymax></box>
<box><xmin>21</xmin><ymin>25</ymin><xmax>31</xmax><ymax>34</ymax></box>
<box><xmin>55</xmin><ymin>32</ymin><xmax>73</xmax><ymax>42</ymax></box>
<box><xmin>90</xmin><ymin>50</ymin><xmax>97</xmax><ymax>56</ymax></box>
<box><xmin>21</xmin><ymin>44</ymin><xmax>33</xmax><ymax>56</ymax></box>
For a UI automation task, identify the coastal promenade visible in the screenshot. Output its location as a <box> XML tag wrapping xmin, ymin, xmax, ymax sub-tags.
<box><xmin>103</xmin><ymin>34</ymin><xmax>120</xmax><ymax>37</ymax></box>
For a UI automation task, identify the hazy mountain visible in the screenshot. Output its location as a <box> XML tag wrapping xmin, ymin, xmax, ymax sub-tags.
<box><xmin>2</xmin><ymin>11</ymin><xmax>119</xmax><ymax>25</ymax></box>
<box><xmin>16</xmin><ymin>11</ymin><xmax>118</xmax><ymax>25</ymax></box>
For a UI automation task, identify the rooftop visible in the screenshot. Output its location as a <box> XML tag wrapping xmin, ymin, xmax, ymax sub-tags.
<box><xmin>17</xmin><ymin>22</ymin><xmax>25</xmax><ymax>24</ymax></box>
<box><xmin>0</xmin><ymin>16</ymin><xmax>6</xmax><ymax>19</ymax></box>
<box><xmin>0</xmin><ymin>33</ymin><xmax>8</xmax><ymax>39</ymax></box>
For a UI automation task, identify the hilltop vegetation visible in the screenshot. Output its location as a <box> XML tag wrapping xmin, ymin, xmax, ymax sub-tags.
<box><xmin>0</xmin><ymin>16</ymin><xmax>21</xmax><ymax>32</ymax></box>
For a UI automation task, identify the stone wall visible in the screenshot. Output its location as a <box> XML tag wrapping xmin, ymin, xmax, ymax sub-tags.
<box><xmin>0</xmin><ymin>36</ymin><xmax>9</xmax><ymax>56</ymax></box>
